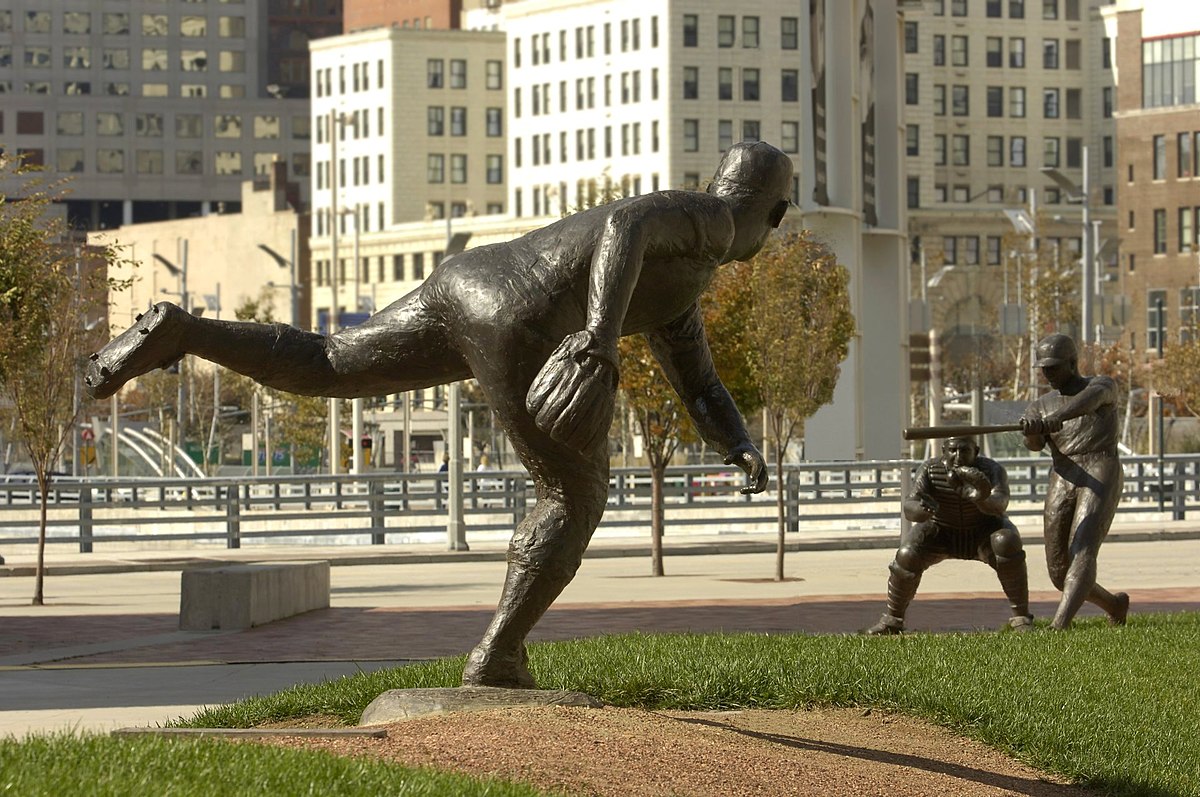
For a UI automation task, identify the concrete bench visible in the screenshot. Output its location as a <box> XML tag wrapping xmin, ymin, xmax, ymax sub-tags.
<box><xmin>180</xmin><ymin>561</ymin><xmax>330</xmax><ymax>631</ymax></box>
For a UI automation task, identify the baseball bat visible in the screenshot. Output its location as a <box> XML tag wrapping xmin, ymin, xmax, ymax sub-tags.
<box><xmin>902</xmin><ymin>423</ymin><xmax>1024</xmax><ymax>441</ymax></box>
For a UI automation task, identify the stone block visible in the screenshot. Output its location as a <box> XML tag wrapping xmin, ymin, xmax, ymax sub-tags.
<box><xmin>179</xmin><ymin>561</ymin><xmax>330</xmax><ymax>631</ymax></box>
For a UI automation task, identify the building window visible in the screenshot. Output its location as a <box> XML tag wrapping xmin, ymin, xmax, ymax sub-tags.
<box><xmin>717</xmin><ymin>15</ymin><xmax>734</xmax><ymax>47</ymax></box>
<box><xmin>1180</xmin><ymin>208</ymin><xmax>1195</xmax><ymax>252</ymax></box>
<box><xmin>987</xmin><ymin>37</ymin><xmax>1002</xmax><ymax>67</ymax></box>
<box><xmin>427</xmin><ymin>154</ymin><xmax>444</xmax><ymax>183</ymax></box>
<box><xmin>1102</xmin><ymin>87</ymin><xmax>1113</xmax><ymax>118</ymax></box>
<box><xmin>450</xmin><ymin>107</ymin><xmax>466</xmax><ymax>136</ymax></box>
<box><xmin>743</xmin><ymin>16</ymin><xmax>759</xmax><ymax>48</ymax></box>
<box><xmin>450</xmin><ymin>154</ymin><xmax>466</xmax><ymax>183</ymax></box>
<box><xmin>987</xmin><ymin>236</ymin><xmax>1002</xmax><ymax>265</ymax></box>
<box><xmin>1154</xmin><ymin>209</ymin><xmax>1167</xmax><ymax>254</ymax></box>
<box><xmin>1044</xmin><ymin>137</ymin><xmax>1060</xmax><ymax>167</ymax></box>
<box><xmin>486</xmin><ymin>60</ymin><xmax>502</xmax><ymax>90</ymax></box>
<box><xmin>952</xmin><ymin>135</ymin><xmax>970</xmax><ymax>166</ymax></box>
<box><xmin>1066</xmin><ymin>137</ymin><xmax>1082</xmax><ymax>168</ymax></box>
<box><xmin>935</xmin><ymin>135</ymin><xmax>947</xmax><ymax>166</ymax></box>
<box><xmin>1065</xmin><ymin>39</ymin><xmax>1081</xmax><ymax>70</ymax></box>
<box><xmin>943</xmin><ymin>237</ymin><xmax>958</xmax><ymax>265</ymax></box>
<box><xmin>781</xmin><ymin>121</ymin><xmax>799</xmax><ymax>153</ymax></box>
<box><xmin>952</xmin><ymin>85</ymin><xmax>969</xmax><ymax>116</ymax></box>
<box><xmin>427</xmin><ymin>107</ymin><xmax>444</xmax><ymax>136</ymax></box>
<box><xmin>781</xmin><ymin>69</ymin><xmax>798</xmax><ymax>102</ymax></box>
<box><xmin>1010</xmin><ymin>86</ymin><xmax>1026</xmax><ymax>117</ymax></box>
<box><xmin>933</xmin><ymin>35</ymin><xmax>945</xmax><ymax>66</ymax></box>
<box><xmin>907</xmin><ymin>177</ymin><xmax>921</xmax><ymax>209</ymax></box>
<box><xmin>1103</xmin><ymin>136</ymin><xmax>1114</xmax><ymax>168</ymax></box>
<box><xmin>486</xmin><ymin>108</ymin><xmax>502</xmax><ymax>137</ymax></box>
<box><xmin>683</xmin><ymin>66</ymin><xmax>698</xmax><ymax>99</ymax></box>
<box><xmin>1043</xmin><ymin>88</ymin><xmax>1059</xmax><ymax>118</ymax></box>
<box><xmin>1143</xmin><ymin>35</ymin><xmax>1200</xmax><ymax>109</ymax></box>
<box><xmin>1010</xmin><ymin>37</ymin><xmax>1025</xmax><ymax>68</ymax></box>
<box><xmin>781</xmin><ymin>17</ymin><xmax>798</xmax><ymax>50</ymax></box>
<box><xmin>1043</xmin><ymin>39</ymin><xmax>1059</xmax><ymax>69</ymax></box>
<box><xmin>988</xmin><ymin>136</ymin><xmax>1004</xmax><ymax>166</ymax></box>
<box><xmin>964</xmin><ymin>237</ymin><xmax>980</xmax><ymax>265</ymax></box>
<box><xmin>427</xmin><ymin>59</ymin><xmax>443</xmax><ymax>88</ymax></box>
<box><xmin>1011</xmin><ymin>136</ymin><xmax>1026</xmax><ymax>166</ymax></box>
<box><xmin>742</xmin><ymin>120</ymin><xmax>760</xmax><ymax>142</ymax></box>
<box><xmin>987</xmin><ymin>86</ymin><xmax>1003</xmax><ymax>117</ymax></box>
<box><xmin>683</xmin><ymin>119</ymin><xmax>699</xmax><ymax>151</ymax></box>
<box><xmin>683</xmin><ymin>14</ymin><xmax>698</xmax><ymax>47</ymax></box>
<box><xmin>1011</xmin><ymin>0</ymin><xmax>1026</xmax><ymax>19</ymax></box>
<box><xmin>1066</xmin><ymin>88</ymin><xmax>1081</xmax><ymax>119</ymax></box>
<box><xmin>1043</xmin><ymin>0</ymin><xmax>1058</xmax><ymax>20</ymax></box>
<box><xmin>951</xmin><ymin>0</ymin><xmax>968</xmax><ymax>15</ymax></box>
<box><xmin>906</xmin><ymin>125</ymin><xmax>919</xmax><ymax>156</ymax></box>
<box><xmin>987</xmin><ymin>0</ymin><xmax>1002</xmax><ymax>17</ymax></box>
<box><xmin>1154</xmin><ymin>135</ymin><xmax>1166</xmax><ymax>179</ymax></box>
<box><xmin>742</xmin><ymin>68</ymin><xmax>759</xmax><ymax>101</ymax></box>
<box><xmin>1148</xmin><ymin>289</ymin><xmax>1166</xmax><ymax>350</ymax></box>
<box><xmin>951</xmin><ymin>35</ymin><xmax>968</xmax><ymax>67</ymax></box>
<box><xmin>718</xmin><ymin>120</ymin><xmax>733</xmax><ymax>151</ymax></box>
<box><xmin>450</xmin><ymin>59</ymin><xmax>466</xmax><ymax>89</ymax></box>
<box><xmin>934</xmin><ymin>84</ymin><xmax>946</xmax><ymax>116</ymax></box>
<box><xmin>905</xmin><ymin>23</ymin><xmax>918</xmax><ymax>54</ymax></box>
<box><xmin>905</xmin><ymin>74</ymin><xmax>919</xmax><ymax>105</ymax></box>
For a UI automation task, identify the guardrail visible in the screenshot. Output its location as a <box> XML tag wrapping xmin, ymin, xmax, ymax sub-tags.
<box><xmin>0</xmin><ymin>454</ymin><xmax>1196</xmax><ymax>553</ymax></box>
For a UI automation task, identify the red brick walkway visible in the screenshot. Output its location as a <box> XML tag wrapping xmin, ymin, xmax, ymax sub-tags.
<box><xmin>5</xmin><ymin>588</ymin><xmax>1198</xmax><ymax>666</ymax></box>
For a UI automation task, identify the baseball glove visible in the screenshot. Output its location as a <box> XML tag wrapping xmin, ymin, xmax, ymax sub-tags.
<box><xmin>526</xmin><ymin>330</ymin><xmax>619</xmax><ymax>453</ymax></box>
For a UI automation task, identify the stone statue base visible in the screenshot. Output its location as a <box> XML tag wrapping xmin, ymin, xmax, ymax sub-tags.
<box><xmin>360</xmin><ymin>686</ymin><xmax>603</xmax><ymax>726</ymax></box>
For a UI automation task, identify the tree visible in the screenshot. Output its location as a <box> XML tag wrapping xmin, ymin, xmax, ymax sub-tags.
<box><xmin>701</xmin><ymin>259</ymin><xmax>762</xmax><ymax>422</ymax></box>
<box><xmin>744</xmin><ymin>232</ymin><xmax>855</xmax><ymax>582</ymax></box>
<box><xmin>0</xmin><ymin>161</ymin><xmax>124</xmax><ymax>604</ymax></box>
<box><xmin>618</xmin><ymin>334</ymin><xmax>697</xmax><ymax>576</ymax></box>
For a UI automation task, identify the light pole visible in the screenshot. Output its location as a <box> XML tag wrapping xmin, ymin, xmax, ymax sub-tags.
<box><xmin>153</xmin><ymin>239</ymin><xmax>189</xmax><ymax>446</ymax></box>
<box><xmin>1041</xmin><ymin>146</ymin><xmax>1095</xmax><ymax>344</ymax></box>
<box><xmin>1004</xmin><ymin>189</ymin><xmax>1039</xmax><ymax>398</ymax></box>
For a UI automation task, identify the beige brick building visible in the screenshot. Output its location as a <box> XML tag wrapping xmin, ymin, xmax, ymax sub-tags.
<box><xmin>1107</xmin><ymin>0</ymin><xmax>1200</xmax><ymax>354</ymax></box>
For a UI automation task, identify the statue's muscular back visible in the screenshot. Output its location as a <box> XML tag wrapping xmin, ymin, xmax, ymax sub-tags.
<box><xmin>425</xmin><ymin>191</ymin><xmax>735</xmax><ymax>342</ymax></box>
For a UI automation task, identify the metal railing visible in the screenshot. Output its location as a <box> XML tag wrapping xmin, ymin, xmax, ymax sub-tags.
<box><xmin>0</xmin><ymin>454</ymin><xmax>1196</xmax><ymax>553</ymax></box>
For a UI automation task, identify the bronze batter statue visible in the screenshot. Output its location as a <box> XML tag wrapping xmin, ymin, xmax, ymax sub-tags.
<box><xmin>867</xmin><ymin>435</ymin><xmax>1033</xmax><ymax>634</ymax></box>
<box><xmin>84</xmin><ymin>141</ymin><xmax>786</xmax><ymax>688</ymax></box>
<box><xmin>1021</xmin><ymin>333</ymin><xmax>1129</xmax><ymax>629</ymax></box>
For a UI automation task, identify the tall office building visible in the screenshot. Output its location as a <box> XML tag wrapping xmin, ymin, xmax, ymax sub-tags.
<box><xmin>0</xmin><ymin>0</ymin><xmax>329</xmax><ymax>230</ymax></box>
<box><xmin>1107</xmin><ymin>0</ymin><xmax>1200</xmax><ymax>353</ymax></box>
<box><xmin>904</xmin><ymin>0</ymin><xmax>1118</xmax><ymax>360</ymax></box>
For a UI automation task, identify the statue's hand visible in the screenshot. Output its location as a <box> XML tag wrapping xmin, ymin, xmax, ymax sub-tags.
<box><xmin>1020</xmin><ymin>415</ymin><xmax>1062</xmax><ymax>436</ymax></box>
<box><xmin>954</xmin><ymin>466</ymin><xmax>993</xmax><ymax>501</ymax></box>
<box><xmin>725</xmin><ymin>442</ymin><xmax>768</xmax><ymax>494</ymax></box>
<box><xmin>917</xmin><ymin>494</ymin><xmax>939</xmax><ymax>515</ymax></box>
<box><xmin>526</xmin><ymin>331</ymin><xmax>619</xmax><ymax>453</ymax></box>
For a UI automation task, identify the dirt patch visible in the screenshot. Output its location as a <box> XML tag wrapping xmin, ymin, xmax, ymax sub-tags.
<box><xmin>255</xmin><ymin>706</ymin><xmax>1093</xmax><ymax>796</ymax></box>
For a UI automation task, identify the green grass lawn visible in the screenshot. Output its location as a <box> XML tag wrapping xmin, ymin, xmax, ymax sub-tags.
<box><xmin>4</xmin><ymin>613</ymin><xmax>1199</xmax><ymax>796</ymax></box>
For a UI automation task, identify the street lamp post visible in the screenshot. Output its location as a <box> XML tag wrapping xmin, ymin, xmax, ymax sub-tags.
<box><xmin>1041</xmin><ymin>146</ymin><xmax>1095</xmax><ymax>344</ymax></box>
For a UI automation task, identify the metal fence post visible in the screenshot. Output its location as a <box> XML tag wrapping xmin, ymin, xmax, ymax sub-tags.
<box><xmin>226</xmin><ymin>484</ymin><xmax>241</xmax><ymax>549</ymax></box>
<box><xmin>786</xmin><ymin>468</ymin><xmax>799</xmax><ymax>533</ymax></box>
<box><xmin>78</xmin><ymin>486</ymin><xmax>93</xmax><ymax>554</ymax></box>
<box><xmin>369</xmin><ymin>478</ymin><xmax>386</xmax><ymax>544</ymax></box>
<box><xmin>513</xmin><ymin>474</ymin><xmax>528</xmax><ymax>526</ymax></box>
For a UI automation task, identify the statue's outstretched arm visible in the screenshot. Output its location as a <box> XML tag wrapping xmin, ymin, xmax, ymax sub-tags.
<box><xmin>644</xmin><ymin>304</ymin><xmax>767</xmax><ymax>493</ymax></box>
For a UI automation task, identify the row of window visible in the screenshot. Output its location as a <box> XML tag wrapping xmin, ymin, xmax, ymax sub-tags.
<box><xmin>682</xmin><ymin>66</ymin><xmax>801</xmax><ymax>103</ymax></box>
<box><xmin>423</xmin><ymin>58</ymin><xmax>502</xmax><ymax>91</ymax></box>
<box><xmin>906</xmin><ymin>178</ymin><xmax>1115</xmax><ymax>210</ymax></box>
<box><xmin>13</xmin><ymin>147</ymin><xmax>306</xmax><ymax>177</ymax></box>
<box><xmin>426</xmin><ymin>106</ymin><xmax>503</xmax><ymax>138</ymax></box>
<box><xmin>1142</xmin><ymin>35</ymin><xmax>1200</xmax><ymax>109</ymax></box>
<box><xmin>514</xmin><ymin>70</ymin><xmax>660</xmax><ymax>117</ymax></box>
<box><xmin>1150</xmin><ymin>132</ymin><xmax>1200</xmax><ymax>181</ymax></box>
<box><xmin>938</xmin><ymin>232</ymin><xmax>1084</xmax><ymax>267</ymax></box>
<box><xmin>1149</xmin><ymin>207</ymin><xmax>1200</xmax><ymax>256</ymax></box>
<box><xmin>314</xmin><ymin>154</ymin><xmax>385</xmax><ymax>190</ymax></box>
<box><xmin>3</xmin><ymin>45</ymin><xmax>245</xmax><ymax>73</ymax></box>
<box><xmin>0</xmin><ymin>7</ymin><xmax>245</xmax><ymax>36</ymax></box>
<box><xmin>932</xmin><ymin>0</ymin><xmax>1082</xmax><ymax>20</ymax></box>
<box><xmin>904</xmin><ymin>80</ymin><xmax>1111</xmax><ymax>121</ymax></box>
<box><xmin>0</xmin><ymin>79</ymin><xmax>248</xmax><ymax>98</ymax></box>
<box><xmin>1145</xmin><ymin>287</ymin><xmax>1200</xmax><ymax>349</ymax></box>
<box><xmin>683</xmin><ymin>120</ymin><xmax>800</xmax><ymax>154</ymax></box>
<box><xmin>908</xmin><ymin>33</ymin><xmax>1087</xmax><ymax>71</ymax></box>
<box><xmin>515</xmin><ymin>17</ymin><xmax>660</xmax><ymax>68</ymax></box>
<box><xmin>682</xmin><ymin>14</ymin><xmax>799</xmax><ymax>51</ymax></box>
<box><xmin>420</xmin><ymin>153</ymin><xmax>503</xmax><ymax>185</ymax></box>
<box><xmin>1</xmin><ymin>110</ymin><xmax>308</xmax><ymax>141</ymax></box>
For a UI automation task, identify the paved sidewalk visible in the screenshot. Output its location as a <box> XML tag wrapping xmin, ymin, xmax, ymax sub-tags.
<box><xmin>2</xmin><ymin>529</ymin><xmax>1198</xmax><ymax>738</ymax></box>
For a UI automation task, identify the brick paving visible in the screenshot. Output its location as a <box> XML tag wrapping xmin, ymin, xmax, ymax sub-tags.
<box><xmin>6</xmin><ymin>587</ymin><xmax>1198</xmax><ymax>667</ymax></box>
